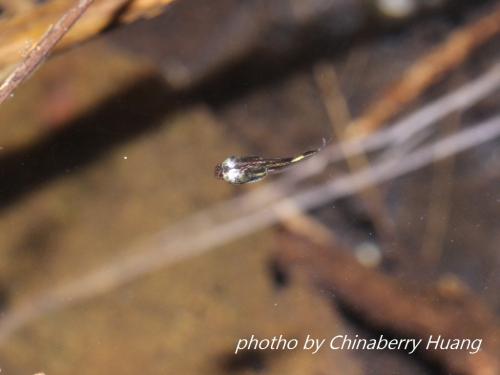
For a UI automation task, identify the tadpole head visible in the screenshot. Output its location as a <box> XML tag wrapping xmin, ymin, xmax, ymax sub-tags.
<box><xmin>214</xmin><ymin>164</ymin><xmax>224</xmax><ymax>179</ymax></box>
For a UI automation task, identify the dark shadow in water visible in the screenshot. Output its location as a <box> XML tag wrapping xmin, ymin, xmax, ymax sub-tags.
<box><xmin>268</xmin><ymin>258</ymin><xmax>291</xmax><ymax>290</ymax></box>
<box><xmin>0</xmin><ymin>75</ymin><xmax>179</xmax><ymax>211</ymax></box>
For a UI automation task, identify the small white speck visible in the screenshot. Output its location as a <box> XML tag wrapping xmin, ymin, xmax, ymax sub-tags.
<box><xmin>274</xmin><ymin>302</ymin><xmax>278</xmax><ymax>307</ymax></box>
<box><xmin>355</xmin><ymin>242</ymin><xmax>382</xmax><ymax>268</ymax></box>
<box><xmin>123</xmin><ymin>156</ymin><xmax>128</xmax><ymax>160</ymax></box>
<box><xmin>377</xmin><ymin>0</ymin><xmax>416</xmax><ymax>18</ymax></box>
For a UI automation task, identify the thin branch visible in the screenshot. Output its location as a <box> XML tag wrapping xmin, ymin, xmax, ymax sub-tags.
<box><xmin>0</xmin><ymin>0</ymin><xmax>175</xmax><ymax>74</ymax></box>
<box><xmin>280</xmin><ymin>63</ymin><xmax>500</xmax><ymax>186</ymax></box>
<box><xmin>346</xmin><ymin>3</ymin><xmax>500</xmax><ymax>138</ymax></box>
<box><xmin>1</xmin><ymin>113</ymin><xmax>499</xmax><ymax>344</ymax></box>
<box><xmin>0</xmin><ymin>0</ymin><xmax>95</xmax><ymax>105</ymax></box>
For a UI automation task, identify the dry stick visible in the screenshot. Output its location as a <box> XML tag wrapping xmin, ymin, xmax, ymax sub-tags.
<box><xmin>1</xmin><ymin>114</ymin><xmax>500</xmax><ymax>344</ymax></box>
<box><xmin>0</xmin><ymin>0</ymin><xmax>175</xmax><ymax>72</ymax></box>
<box><xmin>346</xmin><ymin>3</ymin><xmax>500</xmax><ymax>139</ymax></box>
<box><xmin>0</xmin><ymin>0</ymin><xmax>95</xmax><ymax>105</ymax></box>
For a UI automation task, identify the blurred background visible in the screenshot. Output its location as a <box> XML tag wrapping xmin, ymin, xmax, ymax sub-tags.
<box><xmin>0</xmin><ymin>0</ymin><xmax>499</xmax><ymax>374</ymax></box>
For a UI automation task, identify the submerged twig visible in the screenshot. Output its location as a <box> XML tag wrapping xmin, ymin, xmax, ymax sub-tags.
<box><xmin>347</xmin><ymin>4</ymin><xmax>500</xmax><ymax>138</ymax></box>
<box><xmin>281</xmin><ymin>63</ymin><xmax>500</xmax><ymax>186</ymax></box>
<box><xmin>0</xmin><ymin>0</ymin><xmax>94</xmax><ymax>105</ymax></box>
<box><xmin>276</xmin><ymin>233</ymin><xmax>500</xmax><ymax>375</ymax></box>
